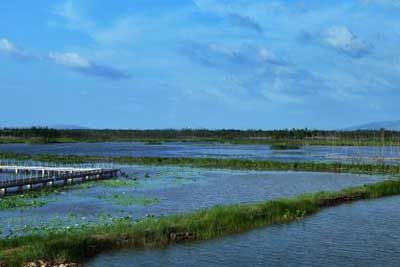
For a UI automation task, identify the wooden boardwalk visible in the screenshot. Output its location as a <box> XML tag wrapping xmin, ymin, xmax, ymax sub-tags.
<box><xmin>0</xmin><ymin>165</ymin><xmax>119</xmax><ymax>196</ymax></box>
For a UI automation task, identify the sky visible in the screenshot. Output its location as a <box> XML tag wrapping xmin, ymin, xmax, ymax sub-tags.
<box><xmin>1</xmin><ymin>0</ymin><xmax>400</xmax><ymax>129</ymax></box>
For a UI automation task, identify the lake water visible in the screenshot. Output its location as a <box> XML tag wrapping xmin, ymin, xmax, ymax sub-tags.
<box><xmin>87</xmin><ymin>196</ymin><xmax>400</xmax><ymax>267</ymax></box>
<box><xmin>0</xmin><ymin>142</ymin><xmax>400</xmax><ymax>164</ymax></box>
<box><xmin>0</xmin><ymin>165</ymin><xmax>384</xmax><ymax>238</ymax></box>
<box><xmin>0</xmin><ymin>143</ymin><xmax>398</xmax><ymax>266</ymax></box>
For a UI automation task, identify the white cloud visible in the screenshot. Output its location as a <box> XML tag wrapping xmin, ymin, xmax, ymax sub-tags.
<box><xmin>1</xmin><ymin>37</ymin><xmax>130</xmax><ymax>81</ymax></box>
<box><xmin>0</xmin><ymin>38</ymin><xmax>30</xmax><ymax>59</ymax></box>
<box><xmin>301</xmin><ymin>26</ymin><xmax>372</xmax><ymax>58</ymax></box>
<box><xmin>48</xmin><ymin>52</ymin><xmax>130</xmax><ymax>80</ymax></box>
<box><xmin>49</xmin><ymin>52</ymin><xmax>91</xmax><ymax>68</ymax></box>
<box><xmin>322</xmin><ymin>26</ymin><xmax>372</xmax><ymax>57</ymax></box>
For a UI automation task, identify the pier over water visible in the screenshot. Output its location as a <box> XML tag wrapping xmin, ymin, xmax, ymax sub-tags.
<box><xmin>0</xmin><ymin>160</ymin><xmax>119</xmax><ymax>196</ymax></box>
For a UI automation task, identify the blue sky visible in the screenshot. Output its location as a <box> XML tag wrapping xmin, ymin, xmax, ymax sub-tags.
<box><xmin>1</xmin><ymin>0</ymin><xmax>400</xmax><ymax>129</ymax></box>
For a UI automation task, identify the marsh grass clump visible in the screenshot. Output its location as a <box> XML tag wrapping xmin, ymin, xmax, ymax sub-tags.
<box><xmin>1</xmin><ymin>179</ymin><xmax>400</xmax><ymax>266</ymax></box>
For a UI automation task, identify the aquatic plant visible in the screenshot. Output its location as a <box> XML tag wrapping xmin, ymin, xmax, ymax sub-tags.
<box><xmin>270</xmin><ymin>144</ymin><xmax>301</xmax><ymax>150</ymax></box>
<box><xmin>1</xmin><ymin>179</ymin><xmax>400</xmax><ymax>266</ymax></box>
<box><xmin>0</xmin><ymin>196</ymin><xmax>48</xmax><ymax>211</ymax></box>
<box><xmin>74</xmin><ymin>178</ymin><xmax>138</xmax><ymax>189</ymax></box>
<box><xmin>0</xmin><ymin>178</ymin><xmax>136</xmax><ymax>211</ymax></box>
<box><xmin>0</xmin><ymin>189</ymin><xmax>59</xmax><ymax>211</ymax></box>
<box><xmin>144</xmin><ymin>140</ymin><xmax>163</xmax><ymax>145</ymax></box>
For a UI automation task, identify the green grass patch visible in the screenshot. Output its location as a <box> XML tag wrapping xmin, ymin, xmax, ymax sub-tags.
<box><xmin>1</xmin><ymin>179</ymin><xmax>400</xmax><ymax>266</ymax></box>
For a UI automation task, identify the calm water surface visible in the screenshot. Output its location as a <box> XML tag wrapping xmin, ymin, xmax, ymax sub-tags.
<box><xmin>1</xmin><ymin>142</ymin><xmax>400</xmax><ymax>163</ymax></box>
<box><xmin>87</xmin><ymin>196</ymin><xmax>400</xmax><ymax>267</ymax></box>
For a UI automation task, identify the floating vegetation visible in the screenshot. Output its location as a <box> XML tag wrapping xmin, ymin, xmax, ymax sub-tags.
<box><xmin>1</xmin><ymin>179</ymin><xmax>400</xmax><ymax>266</ymax></box>
<box><xmin>0</xmin><ymin>196</ymin><xmax>49</xmax><ymax>211</ymax></box>
<box><xmin>270</xmin><ymin>144</ymin><xmax>301</xmax><ymax>150</ymax></box>
<box><xmin>74</xmin><ymin>178</ymin><xmax>138</xmax><ymax>189</ymax></box>
<box><xmin>2</xmin><ymin>213</ymin><xmax>132</xmax><ymax>240</ymax></box>
<box><xmin>144</xmin><ymin>140</ymin><xmax>163</xmax><ymax>145</ymax></box>
<box><xmin>97</xmin><ymin>193</ymin><xmax>159</xmax><ymax>206</ymax></box>
<box><xmin>0</xmin><ymin>178</ymin><xmax>138</xmax><ymax>211</ymax></box>
<box><xmin>0</xmin><ymin>190</ymin><xmax>59</xmax><ymax>211</ymax></box>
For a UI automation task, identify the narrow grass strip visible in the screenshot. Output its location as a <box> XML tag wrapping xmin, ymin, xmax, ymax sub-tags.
<box><xmin>1</xmin><ymin>179</ymin><xmax>400</xmax><ymax>267</ymax></box>
<box><xmin>1</xmin><ymin>152</ymin><xmax>399</xmax><ymax>175</ymax></box>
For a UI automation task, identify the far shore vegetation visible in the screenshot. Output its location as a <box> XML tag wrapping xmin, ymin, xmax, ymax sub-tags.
<box><xmin>0</xmin><ymin>152</ymin><xmax>398</xmax><ymax>176</ymax></box>
<box><xmin>0</xmin><ymin>127</ymin><xmax>396</xmax><ymax>146</ymax></box>
<box><xmin>1</xmin><ymin>179</ymin><xmax>400</xmax><ymax>266</ymax></box>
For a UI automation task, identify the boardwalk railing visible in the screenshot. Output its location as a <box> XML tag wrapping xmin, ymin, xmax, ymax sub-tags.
<box><xmin>0</xmin><ymin>163</ymin><xmax>119</xmax><ymax>197</ymax></box>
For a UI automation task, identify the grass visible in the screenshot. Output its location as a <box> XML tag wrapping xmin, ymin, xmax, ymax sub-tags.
<box><xmin>1</xmin><ymin>179</ymin><xmax>400</xmax><ymax>266</ymax></box>
<box><xmin>0</xmin><ymin>152</ymin><xmax>398</xmax><ymax>175</ymax></box>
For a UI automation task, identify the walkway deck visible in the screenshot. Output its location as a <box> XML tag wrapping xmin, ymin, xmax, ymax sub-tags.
<box><xmin>0</xmin><ymin>165</ymin><xmax>119</xmax><ymax>196</ymax></box>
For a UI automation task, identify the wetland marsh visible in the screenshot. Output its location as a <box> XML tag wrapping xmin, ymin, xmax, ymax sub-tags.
<box><xmin>0</xmin><ymin>142</ymin><xmax>399</xmax><ymax>266</ymax></box>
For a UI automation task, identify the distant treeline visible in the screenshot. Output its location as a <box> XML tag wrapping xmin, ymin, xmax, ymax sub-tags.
<box><xmin>0</xmin><ymin>127</ymin><xmax>397</xmax><ymax>145</ymax></box>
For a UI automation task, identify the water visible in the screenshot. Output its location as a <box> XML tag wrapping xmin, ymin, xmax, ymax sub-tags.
<box><xmin>0</xmin><ymin>165</ymin><xmax>384</xmax><ymax>237</ymax></box>
<box><xmin>87</xmin><ymin>196</ymin><xmax>400</xmax><ymax>267</ymax></box>
<box><xmin>0</xmin><ymin>142</ymin><xmax>399</xmax><ymax>163</ymax></box>
<box><xmin>0</xmin><ymin>143</ymin><xmax>397</xmax><ymax>265</ymax></box>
